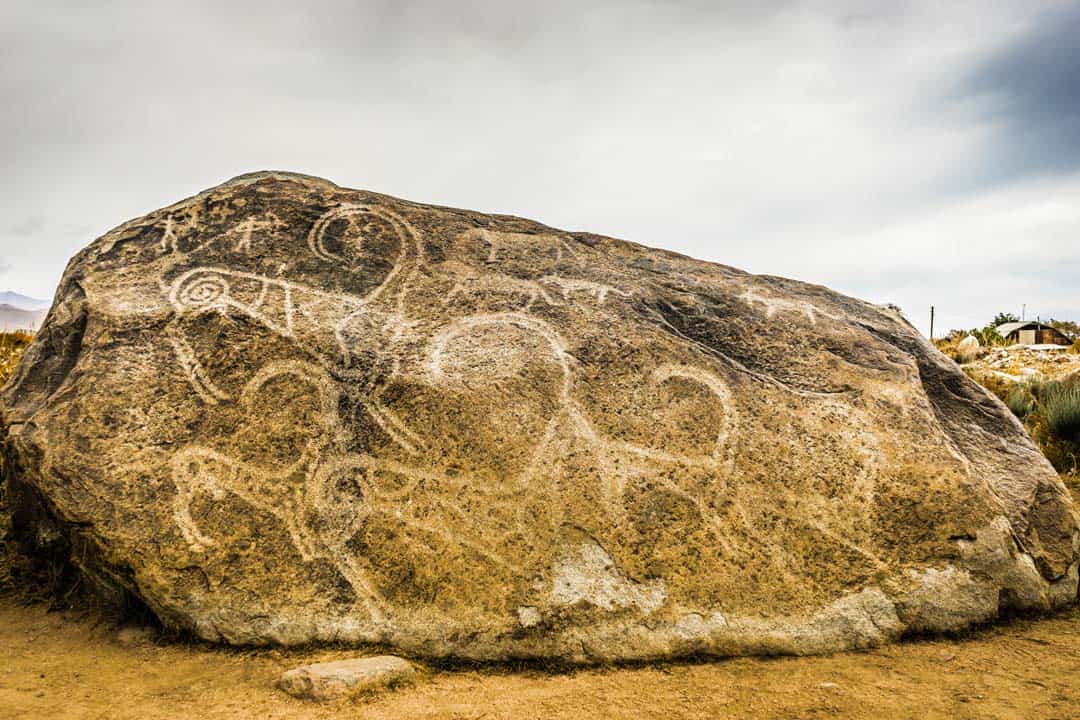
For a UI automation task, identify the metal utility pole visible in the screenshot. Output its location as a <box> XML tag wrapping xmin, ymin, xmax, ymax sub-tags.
<box><xmin>929</xmin><ymin>306</ymin><xmax>935</xmax><ymax>341</ymax></box>
<box><xmin>1022</xmin><ymin>304</ymin><xmax>1026</xmax><ymax>321</ymax></box>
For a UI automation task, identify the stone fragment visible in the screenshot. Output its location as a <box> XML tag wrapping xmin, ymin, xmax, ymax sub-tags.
<box><xmin>276</xmin><ymin>656</ymin><xmax>415</xmax><ymax>702</ymax></box>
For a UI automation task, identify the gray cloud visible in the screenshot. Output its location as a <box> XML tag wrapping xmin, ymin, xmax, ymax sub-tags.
<box><xmin>953</xmin><ymin>3</ymin><xmax>1080</xmax><ymax>183</ymax></box>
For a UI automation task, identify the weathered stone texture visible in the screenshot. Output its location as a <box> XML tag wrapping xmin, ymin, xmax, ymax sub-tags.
<box><xmin>277</xmin><ymin>656</ymin><xmax>415</xmax><ymax>701</ymax></box>
<box><xmin>2</xmin><ymin>172</ymin><xmax>1077</xmax><ymax>662</ymax></box>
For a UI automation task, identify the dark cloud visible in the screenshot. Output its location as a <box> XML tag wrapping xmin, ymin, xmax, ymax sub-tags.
<box><xmin>957</xmin><ymin>2</ymin><xmax>1080</xmax><ymax>182</ymax></box>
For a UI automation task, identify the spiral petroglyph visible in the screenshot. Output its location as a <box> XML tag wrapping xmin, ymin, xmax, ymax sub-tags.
<box><xmin>173</xmin><ymin>270</ymin><xmax>232</xmax><ymax>310</ymax></box>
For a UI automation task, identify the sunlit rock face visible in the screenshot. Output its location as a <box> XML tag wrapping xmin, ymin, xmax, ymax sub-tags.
<box><xmin>3</xmin><ymin>172</ymin><xmax>1077</xmax><ymax>662</ymax></box>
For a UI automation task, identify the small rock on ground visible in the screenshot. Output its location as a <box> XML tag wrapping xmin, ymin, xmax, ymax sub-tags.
<box><xmin>276</xmin><ymin>655</ymin><xmax>416</xmax><ymax>702</ymax></box>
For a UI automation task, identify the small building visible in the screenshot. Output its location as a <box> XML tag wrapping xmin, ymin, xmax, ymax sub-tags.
<box><xmin>995</xmin><ymin>321</ymin><xmax>1074</xmax><ymax>347</ymax></box>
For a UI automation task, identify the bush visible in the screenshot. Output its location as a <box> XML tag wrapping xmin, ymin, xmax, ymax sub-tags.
<box><xmin>1042</xmin><ymin>379</ymin><xmax>1080</xmax><ymax>442</ymax></box>
<box><xmin>1005</xmin><ymin>382</ymin><xmax>1037</xmax><ymax>419</ymax></box>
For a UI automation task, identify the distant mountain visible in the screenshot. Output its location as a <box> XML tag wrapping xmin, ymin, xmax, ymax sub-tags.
<box><xmin>0</xmin><ymin>304</ymin><xmax>47</xmax><ymax>331</ymax></box>
<box><xmin>0</xmin><ymin>292</ymin><xmax>49</xmax><ymax>311</ymax></box>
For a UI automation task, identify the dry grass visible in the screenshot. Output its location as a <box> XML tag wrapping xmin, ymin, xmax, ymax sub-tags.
<box><xmin>0</xmin><ymin>331</ymin><xmax>35</xmax><ymax>600</ymax></box>
<box><xmin>934</xmin><ymin>336</ymin><xmax>988</xmax><ymax>365</ymax></box>
<box><xmin>0</xmin><ymin>331</ymin><xmax>31</xmax><ymax>388</ymax></box>
<box><xmin>966</xmin><ymin>369</ymin><xmax>1080</xmax><ymax>475</ymax></box>
<box><xmin>960</xmin><ymin>342</ymin><xmax>1080</xmax><ymax>474</ymax></box>
<box><xmin>1042</xmin><ymin>379</ymin><xmax>1080</xmax><ymax>441</ymax></box>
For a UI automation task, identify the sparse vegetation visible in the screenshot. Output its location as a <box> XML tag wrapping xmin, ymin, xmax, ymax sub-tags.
<box><xmin>1042</xmin><ymin>379</ymin><xmax>1080</xmax><ymax>442</ymax></box>
<box><xmin>936</xmin><ymin>311</ymin><xmax>1030</xmax><ymax>363</ymax></box>
<box><xmin>941</xmin><ymin>314</ymin><xmax>1078</xmax><ymax>354</ymax></box>
<box><xmin>1</xmin><ymin>331</ymin><xmax>33</xmax><ymax>598</ymax></box>
<box><xmin>955</xmin><ymin>313</ymin><xmax>1080</xmax><ymax>475</ymax></box>
<box><xmin>974</xmin><ymin>372</ymin><xmax>1080</xmax><ymax>475</ymax></box>
<box><xmin>1005</xmin><ymin>381</ymin><xmax>1037</xmax><ymax>420</ymax></box>
<box><xmin>1051</xmin><ymin>319</ymin><xmax>1080</xmax><ymax>339</ymax></box>
<box><xmin>0</xmin><ymin>331</ymin><xmax>31</xmax><ymax>388</ymax></box>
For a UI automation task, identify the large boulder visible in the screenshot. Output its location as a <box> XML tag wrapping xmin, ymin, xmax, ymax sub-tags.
<box><xmin>2</xmin><ymin>172</ymin><xmax>1077</xmax><ymax>662</ymax></box>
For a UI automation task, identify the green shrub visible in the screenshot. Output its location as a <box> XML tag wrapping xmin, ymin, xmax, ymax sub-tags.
<box><xmin>1005</xmin><ymin>382</ymin><xmax>1037</xmax><ymax>419</ymax></box>
<box><xmin>1042</xmin><ymin>379</ymin><xmax>1080</xmax><ymax>442</ymax></box>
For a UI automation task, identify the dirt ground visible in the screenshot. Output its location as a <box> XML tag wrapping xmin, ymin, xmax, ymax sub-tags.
<box><xmin>3</xmin><ymin>600</ymin><xmax>1080</xmax><ymax>720</ymax></box>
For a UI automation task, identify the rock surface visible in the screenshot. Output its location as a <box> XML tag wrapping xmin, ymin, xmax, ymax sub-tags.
<box><xmin>276</xmin><ymin>656</ymin><xmax>415</xmax><ymax>701</ymax></box>
<box><xmin>2</xmin><ymin>172</ymin><xmax>1078</xmax><ymax>662</ymax></box>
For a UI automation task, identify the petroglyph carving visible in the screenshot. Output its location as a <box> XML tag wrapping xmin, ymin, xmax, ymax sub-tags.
<box><xmin>171</xmin><ymin>360</ymin><xmax>338</xmax><ymax>550</ymax></box>
<box><xmin>439</xmin><ymin>226</ymin><xmax>636</xmax><ymax>316</ymax></box>
<box><xmin>308</xmin><ymin>205</ymin><xmax>366</xmax><ymax>263</ymax></box>
<box><xmin>364</xmin><ymin>402</ymin><xmax>428</xmax><ymax>456</ymax></box>
<box><xmin>158</xmin><ymin>210</ymin><xmax>200</xmax><ymax>253</ymax></box>
<box><xmin>228</xmin><ymin>214</ymin><xmax>287</xmax><ymax>253</ymax></box>
<box><xmin>738</xmin><ymin>289</ymin><xmax>839</xmax><ymax>325</ymax></box>
<box><xmin>429</xmin><ymin>312</ymin><xmax>573</xmax><ymax>385</ymax></box>
<box><xmin>173</xmin><ymin>372</ymin><xmax>525</xmax><ymax>598</ymax></box>
<box><xmin>648</xmin><ymin>363</ymin><xmax>739</xmax><ymax>462</ymax></box>
<box><xmin>160</xmin><ymin>216</ymin><xmax>179</xmax><ymax>253</ymax></box>
<box><xmin>460</xmin><ymin>228</ymin><xmax>580</xmax><ymax>269</ymax></box>
<box><xmin>539</xmin><ymin>275</ymin><xmax>630</xmax><ymax>304</ymax></box>
<box><xmin>440</xmin><ymin>273</ymin><xmax>629</xmax><ymax>313</ymax></box>
<box><xmin>164</xmin><ymin>205</ymin><xmax>438</xmax><ymax>559</ymax></box>
<box><xmin>164</xmin><ymin>264</ymin><xmax>392</xmax><ymax>341</ymax></box>
<box><xmin>168</xmin><ymin>283</ymin><xmax>744</xmax><ymax>601</ymax></box>
<box><xmin>166</xmin><ymin>326</ymin><xmax>233</xmax><ymax>405</ymax></box>
<box><xmin>427</xmin><ymin>313</ymin><xmax>739</xmax><ymax>472</ymax></box>
<box><xmin>441</xmin><ymin>273</ymin><xmax>559</xmax><ymax>311</ymax></box>
<box><xmin>160</xmin><ymin>194</ymin><xmax>750</xmax><ymax>612</ymax></box>
<box><xmin>170</xmin><ymin>359</ymin><xmax>394</xmax><ymax>617</ymax></box>
<box><xmin>167</xmin><ymin>265</ymin><xmax>396</xmax><ymax>385</ymax></box>
<box><xmin>437</xmin><ymin>270</ymin><xmax>626</xmax><ymax>322</ymax></box>
<box><xmin>305</xmin><ymin>205</ymin><xmax>421</xmax><ymax>293</ymax></box>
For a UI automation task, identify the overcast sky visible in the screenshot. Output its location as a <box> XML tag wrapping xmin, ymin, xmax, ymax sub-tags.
<box><xmin>2</xmin><ymin>0</ymin><xmax>1078</xmax><ymax>335</ymax></box>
